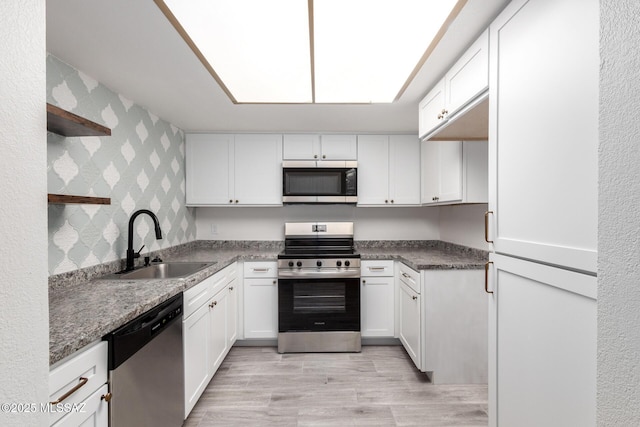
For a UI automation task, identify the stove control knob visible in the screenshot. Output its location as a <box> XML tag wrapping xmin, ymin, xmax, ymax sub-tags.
<box><xmin>336</xmin><ymin>261</ymin><xmax>342</xmax><ymax>267</ymax></box>
<box><xmin>316</xmin><ymin>260</ymin><xmax>322</xmax><ymax>267</ymax></box>
<box><xmin>344</xmin><ymin>260</ymin><xmax>351</xmax><ymax>267</ymax></box>
<box><xmin>288</xmin><ymin>261</ymin><xmax>294</xmax><ymax>268</ymax></box>
<box><xmin>296</xmin><ymin>261</ymin><xmax>302</xmax><ymax>267</ymax></box>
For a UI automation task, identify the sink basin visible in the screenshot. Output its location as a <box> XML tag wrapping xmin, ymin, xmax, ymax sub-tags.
<box><xmin>104</xmin><ymin>262</ymin><xmax>216</xmax><ymax>280</ymax></box>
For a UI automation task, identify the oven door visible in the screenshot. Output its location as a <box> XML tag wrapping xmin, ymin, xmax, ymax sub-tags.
<box><xmin>278</xmin><ymin>277</ymin><xmax>360</xmax><ymax>332</ymax></box>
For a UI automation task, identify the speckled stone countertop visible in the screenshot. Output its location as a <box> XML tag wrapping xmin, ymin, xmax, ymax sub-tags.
<box><xmin>356</xmin><ymin>240</ymin><xmax>488</xmax><ymax>270</ymax></box>
<box><xmin>49</xmin><ymin>240</ymin><xmax>487</xmax><ymax>365</ymax></box>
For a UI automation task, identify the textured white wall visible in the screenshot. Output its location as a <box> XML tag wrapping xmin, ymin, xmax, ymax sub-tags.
<box><xmin>0</xmin><ymin>1</ymin><xmax>49</xmax><ymax>426</ymax></box>
<box><xmin>598</xmin><ymin>0</ymin><xmax>640</xmax><ymax>423</ymax></box>
<box><xmin>439</xmin><ymin>204</ymin><xmax>489</xmax><ymax>250</ymax></box>
<box><xmin>195</xmin><ymin>206</ymin><xmax>441</xmax><ymax>241</ymax></box>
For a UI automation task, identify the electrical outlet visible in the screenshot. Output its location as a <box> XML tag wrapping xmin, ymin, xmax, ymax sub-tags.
<box><xmin>211</xmin><ymin>224</ymin><xmax>218</xmax><ymax>235</ymax></box>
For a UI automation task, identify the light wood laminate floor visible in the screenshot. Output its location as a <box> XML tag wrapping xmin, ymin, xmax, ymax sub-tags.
<box><xmin>183</xmin><ymin>345</ymin><xmax>488</xmax><ymax>426</ymax></box>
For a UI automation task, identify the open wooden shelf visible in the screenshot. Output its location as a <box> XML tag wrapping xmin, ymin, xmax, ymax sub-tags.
<box><xmin>48</xmin><ymin>194</ymin><xmax>111</xmax><ymax>205</ymax></box>
<box><xmin>47</xmin><ymin>103</ymin><xmax>111</xmax><ymax>137</ymax></box>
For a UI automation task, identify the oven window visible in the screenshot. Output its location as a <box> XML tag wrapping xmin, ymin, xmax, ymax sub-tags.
<box><xmin>293</xmin><ymin>282</ymin><xmax>346</xmax><ymax>313</ymax></box>
<box><xmin>284</xmin><ymin>171</ymin><xmax>344</xmax><ymax>196</ymax></box>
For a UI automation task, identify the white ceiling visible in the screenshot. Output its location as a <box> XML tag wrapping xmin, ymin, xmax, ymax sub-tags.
<box><xmin>46</xmin><ymin>0</ymin><xmax>509</xmax><ymax>133</ymax></box>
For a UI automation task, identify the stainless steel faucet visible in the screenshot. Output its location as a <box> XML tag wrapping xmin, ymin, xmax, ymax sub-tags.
<box><xmin>126</xmin><ymin>209</ymin><xmax>162</xmax><ymax>271</ymax></box>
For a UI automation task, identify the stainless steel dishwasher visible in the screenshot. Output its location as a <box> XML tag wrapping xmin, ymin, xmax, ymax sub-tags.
<box><xmin>104</xmin><ymin>293</ymin><xmax>184</xmax><ymax>427</ymax></box>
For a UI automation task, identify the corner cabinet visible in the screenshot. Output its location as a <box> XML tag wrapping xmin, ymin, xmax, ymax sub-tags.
<box><xmin>185</xmin><ymin>134</ymin><xmax>283</xmax><ymax>206</ymax></box>
<box><xmin>46</xmin><ymin>103</ymin><xmax>112</xmax><ymax>205</ymax></box>
<box><xmin>357</xmin><ymin>135</ymin><xmax>421</xmax><ymax>206</ymax></box>
<box><xmin>421</xmin><ymin>140</ymin><xmax>487</xmax><ymax>206</ymax></box>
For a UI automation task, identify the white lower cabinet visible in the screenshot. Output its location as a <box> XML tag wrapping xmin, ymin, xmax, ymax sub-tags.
<box><xmin>488</xmin><ymin>253</ymin><xmax>596</xmax><ymax>427</ymax></box>
<box><xmin>397</xmin><ymin>262</ymin><xmax>487</xmax><ymax>384</ymax></box>
<box><xmin>48</xmin><ymin>341</ymin><xmax>109</xmax><ymax>427</ymax></box>
<box><xmin>361</xmin><ymin>260</ymin><xmax>395</xmax><ymax>337</ymax></box>
<box><xmin>183</xmin><ymin>263</ymin><xmax>237</xmax><ymax>418</ymax></box>
<box><xmin>398</xmin><ymin>263</ymin><xmax>422</xmax><ymax>368</ymax></box>
<box><xmin>243</xmin><ymin>261</ymin><xmax>278</xmax><ymax>339</ymax></box>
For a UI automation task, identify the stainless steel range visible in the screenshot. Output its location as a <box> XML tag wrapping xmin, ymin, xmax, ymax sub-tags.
<box><xmin>277</xmin><ymin>222</ymin><xmax>361</xmax><ymax>353</ymax></box>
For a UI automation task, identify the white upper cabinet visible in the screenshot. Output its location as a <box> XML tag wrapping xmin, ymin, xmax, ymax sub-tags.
<box><xmin>186</xmin><ymin>134</ymin><xmax>233</xmax><ymax>205</ymax></box>
<box><xmin>487</xmin><ymin>0</ymin><xmax>598</xmax><ymax>273</ymax></box>
<box><xmin>419</xmin><ymin>30</ymin><xmax>489</xmax><ymax>140</ymax></box>
<box><xmin>186</xmin><ymin>133</ymin><xmax>282</xmax><ymax>206</ymax></box>
<box><xmin>421</xmin><ymin>140</ymin><xmax>487</xmax><ymax>206</ymax></box>
<box><xmin>233</xmin><ymin>134</ymin><xmax>283</xmax><ymax>205</ymax></box>
<box><xmin>357</xmin><ymin>134</ymin><xmax>420</xmax><ymax>206</ymax></box>
<box><xmin>283</xmin><ymin>134</ymin><xmax>357</xmax><ymax>160</ymax></box>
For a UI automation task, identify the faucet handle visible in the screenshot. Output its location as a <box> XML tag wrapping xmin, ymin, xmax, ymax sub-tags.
<box><xmin>134</xmin><ymin>245</ymin><xmax>145</xmax><ymax>259</ymax></box>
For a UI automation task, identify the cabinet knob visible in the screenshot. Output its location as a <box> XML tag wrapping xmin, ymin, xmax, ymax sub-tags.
<box><xmin>412</xmin><ymin>295</ymin><xmax>417</xmax><ymax>300</ymax></box>
<box><xmin>437</xmin><ymin>114</ymin><xmax>443</xmax><ymax>119</ymax></box>
<box><xmin>210</xmin><ymin>301</ymin><xmax>217</xmax><ymax>308</ymax></box>
<box><xmin>314</xmin><ymin>154</ymin><xmax>318</xmax><ymax>159</ymax></box>
<box><xmin>363</xmin><ymin>280</ymin><xmax>366</xmax><ymax>284</ymax></box>
<box><xmin>391</xmin><ymin>200</ymin><xmax>394</xmax><ymax>203</ymax></box>
<box><xmin>229</xmin><ymin>286</ymin><xmax>234</xmax><ymax>291</ymax></box>
<box><xmin>272</xmin><ymin>280</ymin><xmax>277</xmax><ymax>285</ymax></box>
<box><xmin>101</xmin><ymin>392</ymin><xmax>112</xmax><ymax>403</ymax></box>
<box><xmin>229</xmin><ymin>199</ymin><xmax>233</xmax><ymax>203</ymax></box>
<box><xmin>322</xmin><ymin>155</ymin><xmax>326</xmax><ymax>159</ymax></box>
<box><xmin>385</xmin><ymin>200</ymin><xmax>388</xmax><ymax>203</ymax></box>
<box><xmin>235</xmin><ymin>200</ymin><xmax>239</xmax><ymax>204</ymax></box>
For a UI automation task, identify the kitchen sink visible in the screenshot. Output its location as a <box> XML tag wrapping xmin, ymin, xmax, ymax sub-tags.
<box><xmin>103</xmin><ymin>262</ymin><xmax>216</xmax><ymax>280</ymax></box>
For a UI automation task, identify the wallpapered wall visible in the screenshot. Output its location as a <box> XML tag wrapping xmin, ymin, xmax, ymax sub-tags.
<box><xmin>46</xmin><ymin>54</ymin><xmax>197</xmax><ymax>275</ymax></box>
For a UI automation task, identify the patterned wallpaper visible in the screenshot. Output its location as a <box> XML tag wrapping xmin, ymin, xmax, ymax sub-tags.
<box><xmin>47</xmin><ymin>54</ymin><xmax>197</xmax><ymax>275</ymax></box>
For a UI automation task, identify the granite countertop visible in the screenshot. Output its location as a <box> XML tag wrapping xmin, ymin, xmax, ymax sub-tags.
<box><xmin>48</xmin><ymin>240</ymin><xmax>487</xmax><ymax>365</ymax></box>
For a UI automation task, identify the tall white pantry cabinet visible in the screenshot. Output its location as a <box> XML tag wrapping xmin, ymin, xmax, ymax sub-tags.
<box><xmin>486</xmin><ymin>0</ymin><xmax>598</xmax><ymax>426</ymax></box>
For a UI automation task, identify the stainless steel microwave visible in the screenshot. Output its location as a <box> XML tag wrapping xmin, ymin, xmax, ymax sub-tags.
<box><xmin>282</xmin><ymin>161</ymin><xmax>357</xmax><ymax>204</ymax></box>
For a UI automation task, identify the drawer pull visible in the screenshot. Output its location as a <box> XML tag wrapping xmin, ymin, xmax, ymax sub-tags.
<box><xmin>368</xmin><ymin>267</ymin><xmax>386</xmax><ymax>272</ymax></box>
<box><xmin>401</xmin><ymin>273</ymin><xmax>410</xmax><ymax>278</ymax></box>
<box><xmin>101</xmin><ymin>392</ymin><xmax>112</xmax><ymax>403</ymax></box>
<box><xmin>50</xmin><ymin>377</ymin><xmax>88</xmax><ymax>404</ymax></box>
<box><xmin>252</xmin><ymin>268</ymin><xmax>270</xmax><ymax>273</ymax></box>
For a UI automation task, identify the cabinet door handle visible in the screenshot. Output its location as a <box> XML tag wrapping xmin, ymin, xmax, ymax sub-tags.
<box><xmin>484</xmin><ymin>211</ymin><xmax>494</xmax><ymax>243</ymax></box>
<box><xmin>485</xmin><ymin>261</ymin><xmax>494</xmax><ymax>294</ymax></box>
<box><xmin>50</xmin><ymin>377</ymin><xmax>88</xmax><ymax>404</ymax></box>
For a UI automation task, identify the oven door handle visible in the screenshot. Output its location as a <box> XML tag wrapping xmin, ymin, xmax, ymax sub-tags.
<box><xmin>278</xmin><ymin>270</ymin><xmax>361</xmax><ymax>279</ymax></box>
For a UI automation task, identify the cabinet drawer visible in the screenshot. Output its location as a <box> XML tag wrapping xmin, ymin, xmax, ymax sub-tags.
<box><xmin>52</xmin><ymin>384</ymin><xmax>108</xmax><ymax>427</ymax></box>
<box><xmin>49</xmin><ymin>341</ymin><xmax>107</xmax><ymax>425</ymax></box>
<box><xmin>184</xmin><ymin>274</ymin><xmax>215</xmax><ymax>319</ymax></box>
<box><xmin>361</xmin><ymin>260</ymin><xmax>394</xmax><ymax>277</ymax></box>
<box><xmin>243</xmin><ymin>261</ymin><xmax>277</xmax><ymax>278</ymax></box>
<box><xmin>398</xmin><ymin>263</ymin><xmax>421</xmax><ymax>294</ymax></box>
